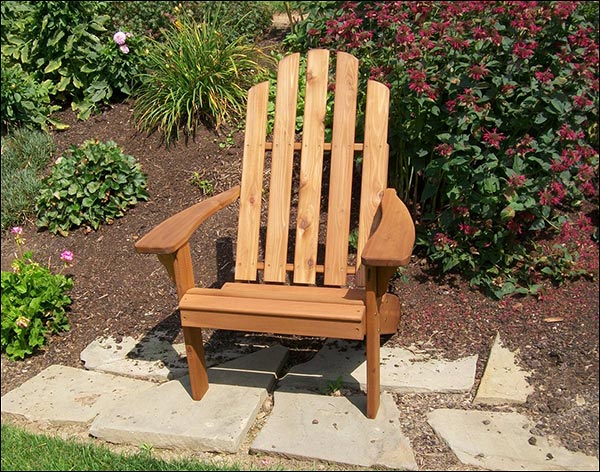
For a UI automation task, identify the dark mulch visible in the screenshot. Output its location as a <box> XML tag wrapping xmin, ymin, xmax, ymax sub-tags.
<box><xmin>2</xmin><ymin>100</ymin><xmax>598</xmax><ymax>470</ymax></box>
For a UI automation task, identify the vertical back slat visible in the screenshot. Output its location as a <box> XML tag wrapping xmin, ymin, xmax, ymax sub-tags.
<box><xmin>235</xmin><ymin>81</ymin><xmax>270</xmax><ymax>281</ymax></box>
<box><xmin>293</xmin><ymin>49</ymin><xmax>330</xmax><ymax>284</ymax></box>
<box><xmin>356</xmin><ymin>80</ymin><xmax>390</xmax><ymax>286</ymax></box>
<box><xmin>323</xmin><ymin>52</ymin><xmax>359</xmax><ymax>286</ymax></box>
<box><xmin>264</xmin><ymin>53</ymin><xmax>300</xmax><ymax>283</ymax></box>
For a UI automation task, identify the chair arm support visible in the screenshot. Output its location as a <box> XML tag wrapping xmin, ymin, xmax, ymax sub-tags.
<box><xmin>361</xmin><ymin>188</ymin><xmax>415</xmax><ymax>268</ymax></box>
<box><xmin>135</xmin><ymin>185</ymin><xmax>241</xmax><ymax>255</ymax></box>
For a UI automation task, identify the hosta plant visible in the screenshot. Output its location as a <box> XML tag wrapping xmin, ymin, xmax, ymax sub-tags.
<box><xmin>1</xmin><ymin>227</ymin><xmax>73</xmax><ymax>360</ymax></box>
<box><xmin>35</xmin><ymin>140</ymin><xmax>149</xmax><ymax>236</ymax></box>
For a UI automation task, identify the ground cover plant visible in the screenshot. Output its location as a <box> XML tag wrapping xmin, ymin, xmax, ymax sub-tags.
<box><xmin>35</xmin><ymin>139</ymin><xmax>149</xmax><ymax>236</ymax></box>
<box><xmin>288</xmin><ymin>0</ymin><xmax>599</xmax><ymax>298</ymax></box>
<box><xmin>1</xmin><ymin>227</ymin><xmax>73</xmax><ymax>360</ymax></box>
<box><xmin>0</xmin><ymin>128</ymin><xmax>55</xmax><ymax>230</ymax></box>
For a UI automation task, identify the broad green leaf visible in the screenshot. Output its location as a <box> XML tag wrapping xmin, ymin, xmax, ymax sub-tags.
<box><xmin>44</xmin><ymin>59</ymin><xmax>62</xmax><ymax>73</ymax></box>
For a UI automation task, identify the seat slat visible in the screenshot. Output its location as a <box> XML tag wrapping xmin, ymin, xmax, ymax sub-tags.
<box><xmin>356</xmin><ymin>80</ymin><xmax>390</xmax><ymax>286</ymax></box>
<box><xmin>235</xmin><ymin>81</ymin><xmax>270</xmax><ymax>281</ymax></box>
<box><xmin>294</xmin><ymin>49</ymin><xmax>330</xmax><ymax>284</ymax></box>
<box><xmin>264</xmin><ymin>53</ymin><xmax>300</xmax><ymax>283</ymax></box>
<box><xmin>181</xmin><ymin>310</ymin><xmax>364</xmax><ymax>340</ymax></box>
<box><xmin>188</xmin><ymin>282</ymin><xmax>364</xmax><ymax>305</ymax></box>
<box><xmin>324</xmin><ymin>52</ymin><xmax>359</xmax><ymax>286</ymax></box>
<box><xmin>179</xmin><ymin>293</ymin><xmax>364</xmax><ymax>322</ymax></box>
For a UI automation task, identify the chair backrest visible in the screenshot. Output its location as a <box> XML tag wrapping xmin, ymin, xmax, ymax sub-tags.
<box><xmin>234</xmin><ymin>49</ymin><xmax>390</xmax><ymax>287</ymax></box>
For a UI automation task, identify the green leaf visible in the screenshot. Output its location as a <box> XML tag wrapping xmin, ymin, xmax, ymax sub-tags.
<box><xmin>44</xmin><ymin>59</ymin><xmax>62</xmax><ymax>73</ymax></box>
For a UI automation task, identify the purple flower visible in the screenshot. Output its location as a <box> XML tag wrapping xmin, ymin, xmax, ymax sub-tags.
<box><xmin>119</xmin><ymin>44</ymin><xmax>130</xmax><ymax>54</ymax></box>
<box><xmin>113</xmin><ymin>31</ymin><xmax>127</xmax><ymax>45</ymax></box>
<box><xmin>11</xmin><ymin>226</ymin><xmax>23</xmax><ymax>235</ymax></box>
<box><xmin>60</xmin><ymin>250</ymin><xmax>74</xmax><ymax>263</ymax></box>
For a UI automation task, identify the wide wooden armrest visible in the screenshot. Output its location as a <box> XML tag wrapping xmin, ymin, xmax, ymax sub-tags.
<box><xmin>135</xmin><ymin>185</ymin><xmax>241</xmax><ymax>254</ymax></box>
<box><xmin>361</xmin><ymin>188</ymin><xmax>415</xmax><ymax>267</ymax></box>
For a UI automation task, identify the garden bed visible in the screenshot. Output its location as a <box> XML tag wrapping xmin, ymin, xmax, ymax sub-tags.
<box><xmin>1</xmin><ymin>100</ymin><xmax>598</xmax><ymax>470</ymax></box>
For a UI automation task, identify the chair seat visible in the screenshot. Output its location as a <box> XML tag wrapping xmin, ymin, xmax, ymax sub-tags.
<box><xmin>179</xmin><ymin>283</ymin><xmax>366</xmax><ymax>340</ymax></box>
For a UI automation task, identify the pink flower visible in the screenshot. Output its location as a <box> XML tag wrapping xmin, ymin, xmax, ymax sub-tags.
<box><xmin>573</xmin><ymin>94</ymin><xmax>593</xmax><ymax>109</ymax></box>
<box><xmin>534</xmin><ymin>69</ymin><xmax>554</xmax><ymax>84</ymax></box>
<box><xmin>513</xmin><ymin>41</ymin><xmax>537</xmax><ymax>59</ymax></box>
<box><xmin>435</xmin><ymin>143</ymin><xmax>453</xmax><ymax>157</ymax></box>
<box><xmin>469</xmin><ymin>63</ymin><xmax>490</xmax><ymax>81</ymax></box>
<box><xmin>11</xmin><ymin>226</ymin><xmax>23</xmax><ymax>235</ymax></box>
<box><xmin>113</xmin><ymin>31</ymin><xmax>127</xmax><ymax>46</ymax></box>
<box><xmin>119</xmin><ymin>44</ymin><xmax>130</xmax><ymax>54</ymax></box>
<box><xmin>508</xmin><ymin>174</ymin><xmax>527</xmax><ymax>188</ymax></box>
<box><xmin>433</xmin><ymin>233</ymin><xmax>457</xmax><ymax>249</ymax></box>
<box><xmin>60</xmin><ymin>250</ymin><xmax>74</xmax><ymax>263</ymax></box>
<box><xmin>459</xmin><ymin>222</ymin><xmax>478</xmax><ymax>236</ymax></box>
<box><xmin>558</xmin><ymin>124</ymin><xmax>584</xmax><ymax>142</ymax></box>
<box><xmin>482</xmin><ymin>128</ymin><xmax>506</xmax><ymax>149</ymax></box>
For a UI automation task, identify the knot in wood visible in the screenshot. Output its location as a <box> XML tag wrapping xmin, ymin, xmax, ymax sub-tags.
<box><xmin>298</xmin><ymin>217</ymin><xmax>309</xmax><ymax>230</ymax></box>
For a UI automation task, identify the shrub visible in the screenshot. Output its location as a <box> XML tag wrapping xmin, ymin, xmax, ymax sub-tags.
<box><xmin>0</xmin><ymin>63</ymin><xmax>61</xmax><ymax>134</ymax></box>
<box><xmin>1</xmin><ymin>129</ymin><xmax>56</xmax><ymax>230</ymax></box>
<box><xmin>1</xmin><ymin>227</ymin><xmax>73</xmax><ymax>360</ymax></box>
<box><xmin>288</xmin><ymin>1</ymin><xmax>599</xmax><ymax>298</ymax></box>
<box><xmin>133</xmin><ymin>15</ymin><xmax>272</xmax><ymax>143</ymax></box>
<box><xmin>1</xmin><ymin>1</ymin><xmax>149</xmax><ymax>121</ymax></box>
<box><xmin>35</xmin><ymin>140</ymin><xmax>149</xmax><ymax>236</ymax></box>
<box><xmin>105</xmin><ymin>1</ymin><xmax>274</xmax><ymax>42</ymax></box>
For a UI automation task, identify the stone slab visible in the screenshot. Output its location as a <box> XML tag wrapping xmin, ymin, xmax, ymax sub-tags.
<box><xmin>0</xmin><ymin>365</ymin><xmax>155</xmax><ymax>425</ymax></box>
<box><xmin>281</xmin><ymin>339</ymin><xmax>477</xmax><ymax>393</ymax></box>
<box><xmin>89</xmin><ymin>344</ymin><xmax>289</xmax><ymax>453</ymax></box>
<box><xmin>474</xmin><ymin>332</ymin><xmax>534</xmax><ymax>405</ymax></box>
<box><xmin>80</xmin><ymin>331</ymin><xmax>248</xmax><ymax>381</ymax></box>
<box><xmin>251</xmin><ymin>391</ymin><xmax>417</xmax><ymax>470</ymax></box>
<box><xmin>428</xmin><ymin>409</ymin><xmax>599</xmax><ymax>471</ymax></box>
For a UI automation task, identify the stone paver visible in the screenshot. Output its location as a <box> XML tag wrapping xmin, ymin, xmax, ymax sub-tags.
<box><xmin>0</xmin><ymin>365</ymin><xmax>155</xmax><ymax>425</ymax></box>
<box><xmin>428</xmin><ymin>408</ymin><xmax>599</xmax><ymax>471</ymax></box>
<box><xmin>80</xmin><ymin>331</ymin><xmax>249</xmax><ymax>381</ymax></box>
<box><xmin>252</xmin><ymin>391</ymin><xmax>418</xmax><ymax>470</ymax></box>
<box><xmin>4</xmin><ymin>334</ymin><xmax>597</xmax><ymax>471</ymax></box>
<box><xmin>281</xmin><ymin>339</ymin><xmax>477</xmax><ymax>393</ymax></box>
<box><xmin>89</xmin><ymin>344</ymin><xmax>288</xmax><ymax>453</ymax></box>
<box><xmin>474</xmin><ymin>332</ymin><xmax>534</xmax><ymax>405</ymax></box>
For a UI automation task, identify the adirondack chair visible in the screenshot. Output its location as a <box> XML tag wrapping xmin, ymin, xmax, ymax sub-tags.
<box><xmin>135</xmin><ymin>49</ymin><xmax>415</xmax><ymax>419</ymax></box>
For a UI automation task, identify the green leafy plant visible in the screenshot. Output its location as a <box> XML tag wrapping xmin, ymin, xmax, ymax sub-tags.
<box><xmin>1</xmin><ymin>1</ymin><xmax>149</xmax><ymax>121</ymax></box>
<box><xmin>105</xmin><ymin>1</ymin><xmax>274</xmax><ymax>42</ymax></box>
<box><xmin>324</xmin><ymin>375</ymin><xmax>344</xmax><ymax>395</ymax></box>
<box><xmin>1</xmin><ymin>227</ymin><xmax>73</xmax><ymax>360</ymax></box>
<box><xmin>1</xmin><ymin>129</ymin><xmax>56</xmax><ymax>230</ymax></box>
<box><xmin>190</xmin><ymin>172</ymin><xmax>214</xmax><ymax>196</ymax></box>
<box><xmin>0</xmin><ymin>62</ymin><xmax>62</xmax><ymax>134</ymax></box>
<box><xmin>35</xmin><ymin>139</ymin><xmax>149</xmax><ymax>236</ymax></box>
<box><xmin>133</xmin><ymin>14</ymin><xmax>271</xmax><ymax>144</ymax></box>
<box><xmin>290</xmin><ymin>1</ymin><xmax>599</xmax><ymax>298</ymax></box>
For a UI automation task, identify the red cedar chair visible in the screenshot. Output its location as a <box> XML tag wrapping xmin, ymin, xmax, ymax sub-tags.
<box><xmin>135</xmin><ymin>49</ymin><xmax>415</xmax><ymax>418</ymax></box>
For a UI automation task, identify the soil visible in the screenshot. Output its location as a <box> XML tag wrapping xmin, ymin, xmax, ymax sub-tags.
<box><xmin>1</xmin><ymin>24</ymin><xmax>598</xmax><ymax>472</ymax></box>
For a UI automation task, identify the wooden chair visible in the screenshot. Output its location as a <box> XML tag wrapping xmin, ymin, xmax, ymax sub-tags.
<box><xmin>135</xmin><ymin>49</ymin><xmax>415</xmax><ymax>419</ymax></box>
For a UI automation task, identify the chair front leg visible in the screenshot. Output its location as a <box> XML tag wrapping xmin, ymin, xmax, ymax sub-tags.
<box><xmin>365</xmin><ymin>266</ymin><xmax>398</xmax><ymax>418</ymax></box>
<box><xmin>365</xmin><ymin>266</ymin><xmax>381</xmax><ymax>419</ymax></box>
<box><xmin>158</xmin><ymin>243</ymin><xmax>209</xmax><ymax>400</ymax></box>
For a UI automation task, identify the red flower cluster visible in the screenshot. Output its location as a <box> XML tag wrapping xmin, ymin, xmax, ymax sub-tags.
<box><xmin>482</xmin><ymin>128</ymin><xmax>506</xmax><ymax>149</ymax></box>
